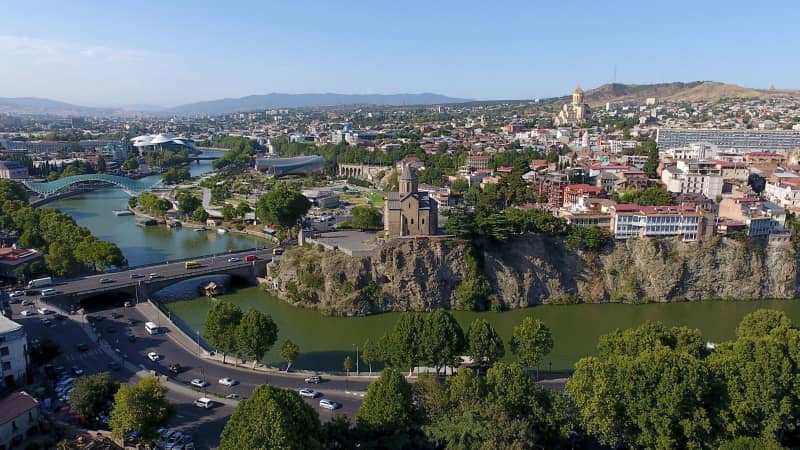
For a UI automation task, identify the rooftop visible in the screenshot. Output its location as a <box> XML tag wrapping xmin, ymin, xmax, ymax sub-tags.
<box><xmin>0</xmin><ymin>315</ymin><xmax>23</xmax><ymax>334</ymax></box>
<box><xmin>0</xmin><ymin>392</ymin><xmax>38</xmax><ymax>426</ymax></box>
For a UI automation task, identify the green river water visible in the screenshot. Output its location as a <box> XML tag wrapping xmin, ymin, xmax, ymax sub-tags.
<box><xmin>41</xmin><ymin>153</ymin><xmax>800</xmax><ymax>371</ymax></box>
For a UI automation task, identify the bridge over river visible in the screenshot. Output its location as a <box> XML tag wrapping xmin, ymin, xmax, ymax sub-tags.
<box><xmin>45</xmin><ymin>247</ymin><xmax>275</xmax><ymax>306</ymax></box>
<box><xmin>23</xmin><ymin>174</ymin><xmax>163</xmax><ymax>197</ymax></box>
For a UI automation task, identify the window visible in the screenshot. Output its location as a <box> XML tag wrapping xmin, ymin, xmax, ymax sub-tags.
<box><xmin>411</xmin><ymin>219</ymin><xmax>414</xmax><ymax>225</ymax></box>
<box><xmin>421</xmin><ymin>218</ymin><xmax>425</xmax><ymax>225</ymax></box>
<box><xmin>0</xmin><ymin>347</ymin><xmax>8</xmax><ymax>356</ymax></box>
<box><xmin>2</xmin><ymin>361</ymin><xmax>10</xmax><ymax>370</ymax></box>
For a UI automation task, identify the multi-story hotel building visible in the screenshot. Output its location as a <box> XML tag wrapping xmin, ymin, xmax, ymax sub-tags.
<box><xmin>610</xmin><ymin>204</ymin><xmax>704</xmax><ymax>242</ymax></box>
<box><xmin>656</xmin><ymin>128</ymin><xmax>800</xmax><ymax>153</ymax></box>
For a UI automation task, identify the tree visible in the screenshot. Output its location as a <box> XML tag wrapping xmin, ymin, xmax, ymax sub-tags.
<box><xmin>467</xmin><ymin>318</ymin><xmax>505</xmax><ymax>371</ymax></box>
<box><xmin>420</xmin><ymin>310</ymin><xmax>466</xmax><ymax>375</ymax></box>
<box><xmin>617</xmin><ymin>186</ymin><xmax>673</xmax><ymax>206</ymax></box>
<box><xmin>641</xmin><ymin>139</ymin><xmax>660</xmax><ymax>178</ymax></box>
<box><xmin>96</xmin><ymin>155</ymin><xmax>107</xmax><ymax>173</ymax></box>
<box><xmin>718</xmin><ymin>436</ymin><xmax>785</xmax><ymax>450</ymax></box>
<box><xmin>356</xmin><ymin>368</ymin><xmax>417</xmax><ymax>439</ymax></box>
<box><xmin>0</xmin><ymin>179</ymin><xmax>29</xmax><ymax>204</ymax></box>
<box><xmin>425</xmin><ymin>402</ymin><xmax>537</xmax><ymax>450</ymax></box>
<box><xmin>69</xmin><ymin>372</ymin><xmax>118</xmax><ymax>425</ymax></box>
<box><xmin>109</xmin><ymin>376</ymin><xmax>175</xmax><ymax>447</ymax></box>
<box><xmin>235</xmin><ymin>202</ymin><xmax>252</xmax><ymax>218</ymax></box>
<box><xmin>222</xmin><ymin>203</ymin><xmax>236</xmax><ymax>221</ymax></box>
<box><xmin>735</xmin><ymin>309</ymin><xmax>792</xmax><ymax>339</ymax></box>
<box><xmin>162</xmin><ymin>167</ymin><xmax>190</xmax><ymax>184</ymax></box>
<box><xmin>255</xmin><ymin>185</ymin><xmax>311</xmax><ymax>229</ymax></box>
<box><xmin>192</xmin><ymin>207</ymin><xmax>209</xmax><ymax>223</ymax></box>
<box><xmin>385</xmin><ymin>313</ymin><xmax>425</xmax><ymax>375</ymax></box>
<box><xmin>345</xmin><ymin>206</ymin><xmax>383</xmax><ymax>230</ymax></box>
<box><xmin>29</xmin><ymin>337</ymin><xmax>61</xmax><ymax>365</ymax></box>
<box><xmin>748</xmin><ymin>173</ymin><xmax>766</xmax><ymax>194</ymax></box>
<box><xmin>361</xmin><ymin>338</ymin><xmax>380</xmax><ymax>376</ymax></box>
<box><xmin>508</xmin><ymin>316</ymin><xmax>553</xmax><ymax>370</ymax></box>
<box><xmin>344</xmin><ymin>355</ymin><xmax>353</xmax><ymax>375</ymax></box>
<box><xmin>219</xmin><ymin>385</ymin><xmax>322</xmax><ymax>450</ymax></box>
<box><xmin>123</xmin><ymin>158</ymin><xmax>139</xmax><ymax>171</ymax></box>
<box><xmin>176</xmin><ymin>191</ymin><xmax>201</xmax><ymax>215</ymax></box>
<box><xmin>565</xmin><ymin>225</ymin><xmax>611</xmax><ymax>252</ymax></box>
<box><xmin>204</xmin><ymin>300</ymin><xmax>243</xmax><ymax>363</ymax></box>
<box><xmin>235</xmin><ymin>309</ymin><xmax>279</xmax><ymax>368</ymax></box>
<box><xmin>281</xmin><ymin>339</ymin><xmax>300</xmax><ymax>371</ymax></box>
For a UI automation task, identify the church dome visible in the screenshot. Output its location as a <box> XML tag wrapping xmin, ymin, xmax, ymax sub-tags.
<box><xmin>573</xmin><ymin>86</ymin><xmax>584</xmax><ymax>95</ymax></box>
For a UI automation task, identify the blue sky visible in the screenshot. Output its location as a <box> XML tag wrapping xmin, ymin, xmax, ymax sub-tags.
<box><xmin>1</xmin><ymin>0</ymin><xmax>798</xmax><ymax>106</ymax></box>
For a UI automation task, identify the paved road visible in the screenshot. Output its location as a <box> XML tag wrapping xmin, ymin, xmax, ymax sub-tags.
<box><xmin>42</xmin><ymin>247</ymin><xmax>274</xmax><ymax>299</ymax></box>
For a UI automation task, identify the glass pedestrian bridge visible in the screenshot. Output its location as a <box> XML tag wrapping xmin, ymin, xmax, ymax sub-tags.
<box><xmin>23</xmin><ymin>174</ymin><xmax>161</xmax><ymax>196</ymax></box>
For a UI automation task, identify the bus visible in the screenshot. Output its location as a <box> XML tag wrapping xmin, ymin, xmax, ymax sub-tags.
<box><xmin>144</xmin><ymin>321</ymin><xmax>161</xmax><ymax>335</ymax></box>
<box><xmin>185</xmin><ymin>261</ymin><xmax>201</xmax><ymax>269</ymax></box>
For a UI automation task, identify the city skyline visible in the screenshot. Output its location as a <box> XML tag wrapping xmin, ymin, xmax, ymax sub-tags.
<box><xmin>1</xmin><ymin>0</ymin><xmax>799</xmax><ymax>106</ymax></box>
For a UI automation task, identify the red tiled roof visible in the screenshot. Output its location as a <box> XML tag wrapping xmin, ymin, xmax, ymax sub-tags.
<box><xmin>0</xmin><ymin>392</ymin><xmax>38</xmax><ymax>425</ymax></box>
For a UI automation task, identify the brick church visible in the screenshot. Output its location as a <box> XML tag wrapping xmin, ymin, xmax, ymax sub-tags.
<box><xmin>384</xmin><ymin>164</ymin><xmax>438</xmax><ymax>236</ymax></box>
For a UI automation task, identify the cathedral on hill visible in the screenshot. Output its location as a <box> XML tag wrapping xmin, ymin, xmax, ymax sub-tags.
<box><xmin>556</xmin><ymin>86</ymin><xmax>591</xmax><ymax>126</ymax></box>
<box><xmin>384</xmin><ymin>165</ymin><xmax>438</xmax><ymax>236</ymax></box>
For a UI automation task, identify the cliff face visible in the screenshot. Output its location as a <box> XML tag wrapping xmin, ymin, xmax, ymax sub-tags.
<box><xmin>269</xmin><ymin>236</ymin><xmax>798</xmax><ymax>315</ymax></box>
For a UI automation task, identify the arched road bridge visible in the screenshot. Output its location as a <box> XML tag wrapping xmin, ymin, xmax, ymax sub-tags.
<box><xmin>23</xmin><ymin>174</ymin><xmax>162</xmax><ymax>197</ymax></box>
<box><xmin>42</xmin><ymin>247</ymin><xmax>275</xmax><ymax>307</ymax></box>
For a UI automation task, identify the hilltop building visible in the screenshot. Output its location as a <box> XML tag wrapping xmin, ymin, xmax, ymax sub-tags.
<box><xmin>384</xmin><ymin>165</ymin><xmax>438</xmax><ymax>236</ymax></box>
<box><xmin>556</xmin><ymin>87</ymin><xmax>591</xmax><ymax>126</ymax></box>
<box><xmin>0</xmin><ymin>315</ymin><xmax>28</xmax><ymax>388</ymax></box>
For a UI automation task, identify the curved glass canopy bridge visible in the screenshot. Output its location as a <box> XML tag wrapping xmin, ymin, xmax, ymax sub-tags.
<box><xmin>23</xmin><ymin>174</ymin><xmax>161</xmax><ymax>196</ymax></box>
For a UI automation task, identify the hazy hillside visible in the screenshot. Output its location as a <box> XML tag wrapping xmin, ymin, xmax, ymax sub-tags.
<box><xmin>552</xmin><ymin>81</ymin><xmax>800</xmax><ymax>106</ymax></box>
<box><xmin>0</xmin><ymin>97</ymin><xmax>118</xmax><ymax>116</ymax></box>
<box><xmin>162</xmin><ymin>92</ymin><xmax>472</xmax><ymax>115</ymax></box>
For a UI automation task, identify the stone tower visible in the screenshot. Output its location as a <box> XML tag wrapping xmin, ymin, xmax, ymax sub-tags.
<box><xmin>572</xmin><ymin>86</ymin><xmax>584</xmax><ymax>106</ymax></box>
<box><xmin>399</xmin><ymin>164</ymin><xmax>418</xmax><ymax>196</ymax></box>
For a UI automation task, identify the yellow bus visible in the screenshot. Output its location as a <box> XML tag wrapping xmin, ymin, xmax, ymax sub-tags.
<box><xmin>185</xmin><ymin>261</ymin><xmax>201</xmax><ymax>269</ymax></box>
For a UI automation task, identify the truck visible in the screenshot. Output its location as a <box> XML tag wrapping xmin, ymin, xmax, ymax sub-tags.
<box><xmin>27</xmin><ymin>277</ymin><xmax>53</xmax><ymax>289</ymax></box>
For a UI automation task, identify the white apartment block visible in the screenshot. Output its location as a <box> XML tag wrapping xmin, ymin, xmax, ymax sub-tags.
<box><xmin>764</xmin><ymin>181</ymin><xmax>800</xmax><ymax>209</ymax></box>
<box><xmin>0</xmin><ymin>316</ymin><xmax>28</xmax><ymax>388</ymax></box>
<box><xmin>661</xmin><ymin>160</ymin><xmax>723</xmax><ymax>199</ymax></box>
<box><xmin>611</xmin><ymin>205</ymin><xmax>703</xmax><ymax>242</ymax></box>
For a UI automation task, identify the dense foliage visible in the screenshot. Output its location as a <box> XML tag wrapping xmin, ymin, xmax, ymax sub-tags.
<box><xmin>612</xmin><ymin>186</ymin><xmax>673</xmax><ymax>206</ymax></box>
<box><xmin>135</xmin><ymin>192</ymin><xmax>172</xmax><ymax>217</ymax></box>
<box><xmin>161</xmin><ymin>167</ymin><xmax>190</xmax><ymax>184</ymax></box>
<box><xmin>255</xmin><ymin>185</ymin><xmax>311</xmax><ymax>229</ymax></box>
<box><xmin>109</xmin><ymin>376</ymin><xmax>175</xmax><ymax>447</ymax></box>
<box><xmin>69</xmin><ymin>372</ymin><xmax>119</xmax><ymax>426</ymax></box>
<box><xmin>338</xmin><ymin>205</ymin><xmax>383</xmax><ymax>230</ymax></box>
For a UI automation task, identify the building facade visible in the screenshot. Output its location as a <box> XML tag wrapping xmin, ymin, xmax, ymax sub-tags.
<box><xmin>0</xmin><ymin>316</ymin><xmax>28</xmax><ymax>389</ymax></box>
<box><xmin>656</xmin><ymin>128</ymin><xmax>800</xmax><ymax>153</ymax></box>
<box><xmin>555</xmin><ymin>87</ymin><xmax>591</xmax><ymax>126</ymax></box>
<box><xmin>0</xmin><ymin>161</ymin><xmax>27</xmax><ymax>180</ymax></box>
<box><xmin>0</xmin><ymin>391</ymin><xmax>40</xmax><ymax>450</ymax></box>
<box><xmin>384</xmin><ymin>165</ymin><xmax>438</xmax><ymax>237</ymax></box>
<box><xmin>610</xmin><ymin>204</ymin><xmax>704</xmax><ymax>242</ymax></box>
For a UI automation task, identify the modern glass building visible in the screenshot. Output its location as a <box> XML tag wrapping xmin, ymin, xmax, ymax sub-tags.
<box><xmin>254</xmin><ymin>155</ymin><xmax>324</xmax><ymax>177</ymax></box>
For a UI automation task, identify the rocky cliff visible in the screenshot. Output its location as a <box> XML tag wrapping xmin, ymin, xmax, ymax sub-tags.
<box><xmin>268</xmin><ymin>236</ymin><xmax>798</xmax><ymax>315</ymax></box>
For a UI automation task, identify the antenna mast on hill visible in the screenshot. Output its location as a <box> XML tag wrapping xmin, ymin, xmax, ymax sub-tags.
<box><xmin>613</xmin><ymin>64</ymin><xmax>617</xmax><ymax>83</ymax></box>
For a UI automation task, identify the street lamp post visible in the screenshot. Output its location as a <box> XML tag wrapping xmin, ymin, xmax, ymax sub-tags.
<box><xmin>196</xmin><ymin>330</ymin><xmax>201</xmax><ymax>355</ymax></box>
<box><xmin>354</xmin><ymin>343</ymin><xmax>359</xmax><ymax>376</ymax></box>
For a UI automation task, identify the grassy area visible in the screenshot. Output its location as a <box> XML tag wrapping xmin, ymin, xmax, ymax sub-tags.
<box><xmin>340</xmin><ymin>191</ymin><xmax>384</xmax><ymax>209</ymax></box>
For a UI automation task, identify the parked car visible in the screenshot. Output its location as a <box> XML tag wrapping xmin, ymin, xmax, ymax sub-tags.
<box><xmin>298</xmin><ymin>388</ymin><xmax>320</xmax><ymax>398</ymax></box>
<box><xmin>147</xmin><ymin>352</ymin><xmax>162</xmax><ymax>362</ymax></box>
<box><xmin>218</xmin><ymin>378</ymin><xmax>237</xmax><ymax>386</ymax></box>
<box><xmin>168</xmin><ymin>364</ymin><xmax>182</xmax><ymax>374</ymax></box>
<box><xmin>193</xmin><ymin>397</ymin><xmax>213</xmax><ymax>408</ymax></box>
<box><xmin>304</xmin><ymin>375</ymin><xmax>322</xmax><ymax>384</ymax></box>
<box><xmin>319</xmin><ymin>399</ymin><xmax>340</xmax><ymax>410</ymax></box>
<box><xmin>111</xmin><ymin>312</ymin><xmax>122</xmax><ymax>319</ymax></box>
<box><xmin>38</xmin><ymin>307</ymin><xmax>53</xmax><ymax>315</ymax></box>
<box><xmin>9</xmin><ymin>290</ymin><xmax>24</xmax><ymax>298</ymax></box>
<box><xmin>20</xmin><ymin>309</ymin><xmax>37</xmax><ymax>316</ymax></box>
<box><xmin>123</xmin><ymin>301</ymin><xmax>132</xmax><ymax>307</ymax></box>
<box><xmin>190</xmin><ymin>379</ymin><xmax>209</xmax><ymax>388</ymax></box>
<box><xmin>71</xmin><ymin>366</ymin><xmax>84</xmax><ymax>376</ymax></box>
<box><xmin>225</xmin><ymin>393</ymin><xmax>241</xmax><ymax>400</ymax></box>
<box><xmin>21</xmin><ymin>299</ymin><xmax>34</xmax><ymax>306</ymax></box>
<box><xmin>39</xmin><ymin>318</ymin><xmax>52</xmax><ymax>327</ymax></box>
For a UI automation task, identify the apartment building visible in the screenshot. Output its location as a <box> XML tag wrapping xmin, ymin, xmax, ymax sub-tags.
<box><xmin>661</xmin><ymin>160</ymin><xmax>723</xmax><ymax>199</ymax></box>
<box><xmin>0</xmin><ymin>392</ymin><xmax>40</xmax><ymax>450</ymax></box>
<box><xmin>0</xmin><ymin>316</ymin><xmax>28</xmax><ymax>389</ymax></box>
<box><xmin>610</xmin><ymin>204</ymin><xmax>704</xmax><ymax>242</ymax></box>
<box><xmin>656</xmin><ymin>128</ymin><xmax>800</xmax><ymax>153</ymax></box>
<box><xmin>718</xmin><ymin>198</ymin><xmax>785</xmax><ymax>237</ymax></box>
<box><xmin>764</xmin><ymin>179</ymin><xmax>800</xmax><ymax>209</ymax></box>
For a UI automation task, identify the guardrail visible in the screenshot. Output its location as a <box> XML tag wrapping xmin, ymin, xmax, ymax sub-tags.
<box><xmin>103</xmin><ymin>246</ymin><xmax>272</xmax><ymax>273</ymax></box>
<box><xmin>149</xmin><ymin>298</ymin><xmax>214</xmax><ymax>353</ymax></box>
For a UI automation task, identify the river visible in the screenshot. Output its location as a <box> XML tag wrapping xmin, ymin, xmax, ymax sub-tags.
<box><xmin>43</xmin><ymin>152</ymin><xmax>800</xmax><ymax>372</ymax></box>
<box><xmin>43</xmin><ymin>151</ymin><xmax>265</xmax><ymax>267</ymax></box>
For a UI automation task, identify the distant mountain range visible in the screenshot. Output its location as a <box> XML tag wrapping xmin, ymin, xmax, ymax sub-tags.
<box><xmin>2</xmin><ymin>82</ymin><xmax>798</xmax><ymax>117</ymax></box>
<box><xmin>553</xmin><ymin>81</ymin><xmax>800</xmax><ymax>106</ymax></box>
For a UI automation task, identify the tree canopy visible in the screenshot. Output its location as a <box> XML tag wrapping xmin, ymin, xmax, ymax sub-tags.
<box><xmin>109</xmin><ymin>376</ymin><xmax>174</xmax><ymax>446</ymax></box>
<box><xmin>69</xmin><ymin>372</ymin><xmax>119</xmax><ymax>425</ymax></box>
<box><xmin>204</xmin><ymin>300</ymin><xmax>243</xmax><ymax>361</ymax></box>
<box><xmin>255</xmin><ymin>185</ymin><xmax>311</xmax><ymax>229</ymax></box>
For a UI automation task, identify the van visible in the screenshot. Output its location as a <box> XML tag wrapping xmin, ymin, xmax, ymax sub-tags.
<box><xmin>193</xmin><ymin>397</ymin><xmax>213</xmax><ymax>409</ymax></box>
<box><xmin>41</xmin><ymin>288</ymin><xmax>57</xmax><ymax>297</ymax></box>
<box><xmin>144</xmin><ymin>321</ymin><xmax>160</xmax><ymax>335</ymax></box>
<box><xmin>244</xmin><ymin>254</ymin><xmax>256</xmax><ymax>262</ymax></box>
<box><xmin>184</xmin><ymin>261</ymin><xmax>201</xmax><ymax>269</ymax></box>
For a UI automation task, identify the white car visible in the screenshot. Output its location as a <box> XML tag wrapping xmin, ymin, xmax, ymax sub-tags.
<box><xmin>227</xmin><ymin>257</ymin><xmax>241</xmax><ymax>262</ymax></box>
<box><xmin>193</xmin><ymin>397</ymin><xmax>213</xmax><ymax>409</ymax></box>
<box><xmin>190</xmin><ymin>378</ymin><xmax>209</xmax><ymax>388</ymax></box>
<box><xmin>218</xmin><ymin>378</ymin><xmax>237</xmax><ymax>386</ymax></box>
<box><xmin>319</xmin><ymin>399</ymin><xmax>340</xmax><ymax>410</ymax></box>
<box><xmin>21</xmin><ymin>309</ymin><xmax>38</xmax><ymax>316</ymax></box>
<box><xmin>298</xmin><ymin>388</ymin><xmax>320</xmax><ymax>398</ymax></box>
<box><xmin>147</xmin><ymin>352</ymin><xmax>162</xmax><ymax>362</ymax></box>
<box><xmin>149</xmin><ymin>273</ymin><xmax>161</xmax><ymax>279</ymax></box>
<box><xmin>37</xmin><ymin>307</ymin><xmax>53</xmax><ymax>315</ymax></box>
<box><xmin>99</xmin><ymin>278</ymin><xmax>114</xmax><ymax>284</ymax></box>
<box><xmin>9</xmin><ymin>291</ymin><xmax>24</xmax><ymax>298</ymax></box>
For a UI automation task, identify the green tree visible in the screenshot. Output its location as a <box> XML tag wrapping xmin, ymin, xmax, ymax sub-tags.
<box><xmin>565</xmin><ymin>225</ymin><xmax>611</xmax><ymax>252</ymax></box>
<box><xmin>109</xmin><ymin>376</ymin><xmax>175</xmax><ymax>447</ymax></box>
<box><xmin>641</xmin><ymin>139</ymin><xmax>660</xmax><ymax>178</ymax></box>
<box><xmin>123</xmin><ymin>158</ymin><xmax>139</xmax><ymax>171</ymax></box>
<box><xmin>508</xmin><ymin>316</ymin><xmax>553</xmax><ymax>370</ymax></box>
<box><xmin>421</xmin><ymin>310</ymin><xmax>466</xmax><ymax>375</ymax></box>
<box><xmin>204</xmin><ymin>300</ymin><xmax>243</xmax><ymax>363</ymax></box>
<box><xmin>344</xmin><ymin>355</ymin><xmax>353</xmax><ymax>375</ymax></box>
<box><xmin>735</xmin><ymin>309</ymin><xmax>793</xmax><ymax>339</ymax></box>
<box><xmin>718</xmin><ymin>436</ymin><xmax>785</xmax><ymax>450</ymax></box>
<box><xmin>345</xmin><ymin>205</ymin><xmax>383</xmax><ymax>230</ymax></box>
<box><xmin>162</xmin><ymin>167</ymin><xmax>191</xmax><ymax>184</ymax></box>
<box><xmin>255</xmin><ymin>185</ymin><xmax>311</xmax><ymax>229</ymax></box>
<box><xmin>222</xmin><ymin>203</ymin><xmax>236</xmax><ymax>221</ymax></box>
<box><xmin>235</xmin><ymin>202</ymin><xmax>252</xmax><ymax>218</ymax></box>
<box><xmin>235</xmin><ymin>309</ymin><xmax>279</xmax><ymax>368</ymax></box>
<box><xmin>96</xmin><ymin>155</ymin><xmax>107</xmax><ymax>173</ymax></box>
<box><xmin>176</xmin><ymin>191</ymin><xmax>201</xmax><ymax>215</ymax></box>
<box><xmin>69</xmin><ymin>372</ymin><xmax>119</xmax><ymax>425</ymax></box>
<box><xmin>385</xmin><ymin>313</ymin><xmax>425</xmax><ymax>375</ymax></box>
<box><xmin>29</xmin><ymin>337</ymin><xmax>61</xmax><ymax>365</ymax></box>
<box><xmin>192</xmin><ymin>207</ymin><xmax>209</xmax><ymax>223</ymax></box>
<box><xmin>281</xmin><ymin>339</ymin><xmax>300</xmax><ymax>371</ymax></box>
<box><xmin>356</xmin><ymin>368</ymin><xmax>417</xmax><ymax>441</ymax></box>
<box><xmin>467</xmin><ymin>318</ymin><xmax>505</xmax><ymax>371</ymax></box>
<box><xmin>219</xmin><ymin>385</ymin><xmax>322</xmax><ymax>450</ymax></box>
<box><xmin>0</xmin><ymin>179</ymin><xmax>30</xmax><ymax>204</ymax></box>
<box><xmin>361</xmin><ymin>338</ymin><xmax>381</xmax><ymax>376</ymax></box>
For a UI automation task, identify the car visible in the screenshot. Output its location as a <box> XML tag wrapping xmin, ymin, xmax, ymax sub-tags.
<box><xmin>304</xmin><ymin>375</ymin><xmax>322</xmax><ymax>384</ymax></box>
<box><xmin>130</xmin><ymin>273</ymin><xmax>144</xmax><ymax>279</ymax></box>
<box><xmin>168</xmin><ymin>363</ymin><xmax>181</xmax><ymax>374</ymax></box>
<box><xmin>71</xmin><ymin>366</ymin><xmax>84</xmax><ymax>376</ymax></box>
<box><xmin>37</xmin><ymin>307</ymin><xmax>53</xmax><ymax>315</ymax></box>
<box><xmin>39</xmin><ymin>318</ymin><xmax>52</xmax><ymax>326</ymax></box>
<box><xmin>99</xmin><ymin>278</ymin><xmax>114</xmax><ymax>284</ymax></box>
<box><xmin>190</xmin><ymin>379</ymin><xmax>209</xmax><ymax>388</ymax></box>
<box><xmin>40</xmin><ymin>288</ymin><xmax>57</xmax><ymax>297</ymax></box>
<box><xmin>126</xmin><ymin>333</ymin><xmax>136</xmax><ymax>342</ymax></box>
<box><xmin>20</xmin><ymin>309</ymin><xmax>37</xmax><ymax>316</ymax></box>
<box><xmin>127</xmin><ymin>318</ymin><xmax>139</xmax><ymax>325</ymax></box>
<box><xmin>225</xmin><ymin>393</ymin><xmax>241</xmax><ymax>400</ymax></box>
<box><xmin>94</xmin><ymin>315</ymin><xmax>105</xmax><ymax>322</ymax></box>
<box><xmin>76</xmin><ymin>343</ymin><xmax>89</xmax><ymax>352</ymax></box>
<box><xmin>25</xmin><ymin>289</ymin><xmax>39</xmax><ymax>296</ymax></box>
<box><xmin>108</xmin><ymin>361</ymin><xmax>121</xmax><ymax>371</ymax></box>
<box><xmin>227</xmin><ymin>257</ymin><xmax>241</xmax><ymax>262</ymax></box>
<box><xmin>148</xmin><ymin>273</ymin><xmax>161</xmax><ymax>279</ymax></box>
<box><xmin>193</xmin><ymin>397</ymin><xmax>213</xmax><ymax>408</ymax></box>
<box><xmin>298</xmin><ymin>388</ymin><xmax>320</xmax><ymax>398</ymax></box>
<box><xmin>218</xmin><ymin>378</ymin><xmax>237</xmax><ymax>386</ymax></box>
<box><xmin>21</xmin><ymin>299</ymin><xmax>34</xmax><ymax>306</ymax></box>
<box><xmin>111</xmin><ymin>312</ymin><xmax>122</xmax><ymax>319</ymax></box>
<box><xmin>54</xmin><ymin>313</ymin><xmax>66</xmax><ymax>321</ymax></box>
<box><xmin>147</xmin><ymin>352</ymin><xmax>162</xmax><ymax>362</ymax></box>
<box><xmin>9</xmin><ymin>290</ymin><xmax>24</xmax><ymax>298</ymax></box>
<box><xmin>123</xmin><ymin>301</ymin><xmax>132</xmax><ymax>307</ymax></box>
<box><xmin>319</xmin><ymin>399</ymin><xmax>340</xmax><ymax>410</ymax></box>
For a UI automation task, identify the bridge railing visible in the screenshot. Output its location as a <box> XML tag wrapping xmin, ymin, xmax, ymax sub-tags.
<box><xmin>102</xmin><ymin>246</ymin><xmax>271</xmax><ymax>274</ymax></box>
<box><xmin>148</xmin><ymin>298</ymin><xmax>215</xmax><ymax>353</ymax></box>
